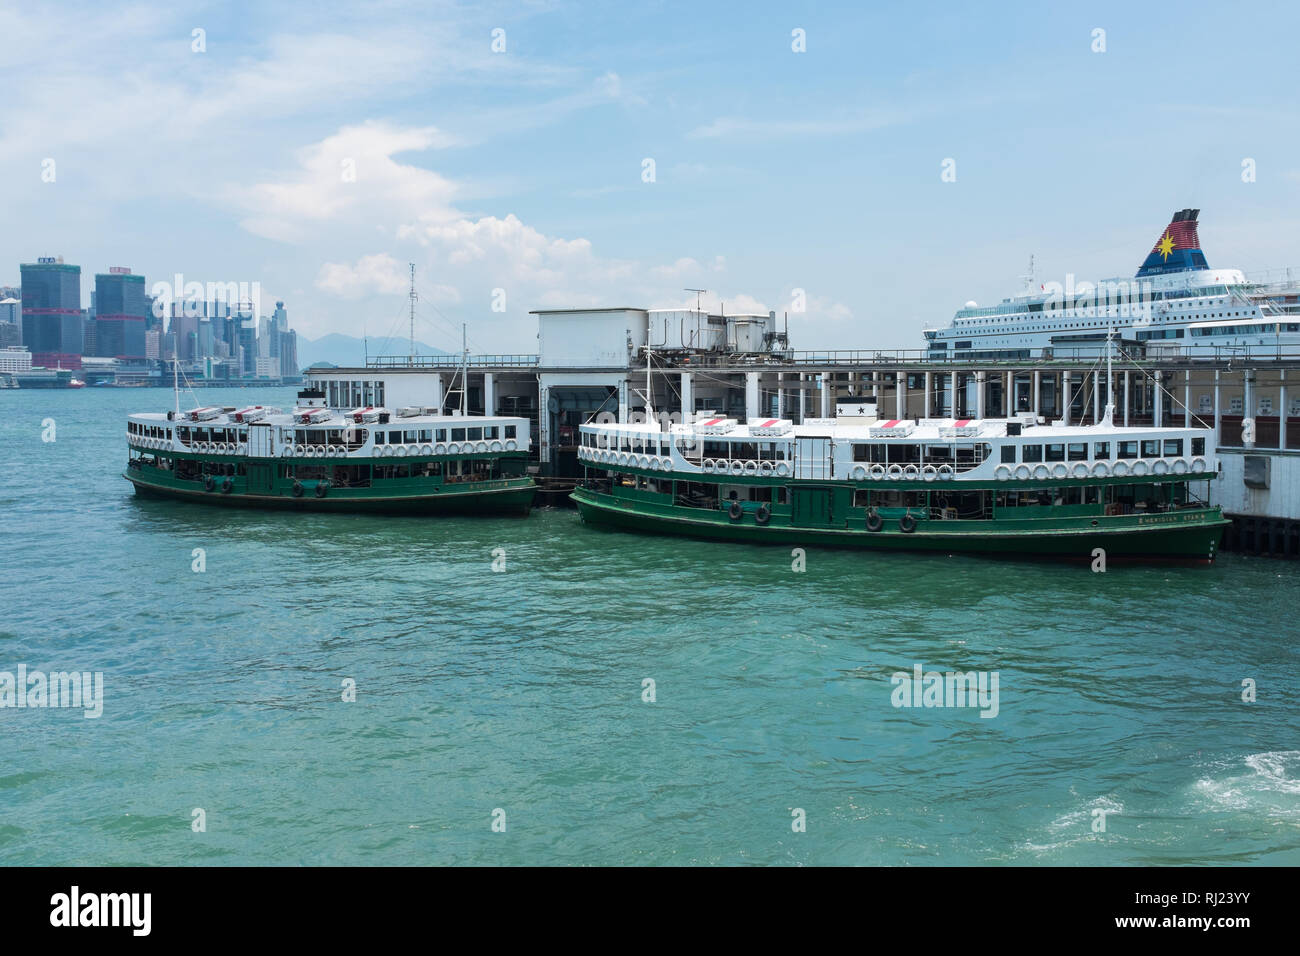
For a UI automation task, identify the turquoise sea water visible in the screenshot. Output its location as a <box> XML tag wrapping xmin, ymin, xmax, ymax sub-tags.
<box><xmin>1</xmin><ymin>387</ymin><xmax>1298</xmax><ymax>865</ymax></box>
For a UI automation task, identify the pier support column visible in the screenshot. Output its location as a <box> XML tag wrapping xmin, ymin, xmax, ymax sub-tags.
<box><xmin>1214</xmin><ymin>370</ymin><xmax>1221</xmax><ymax>447</ymax></box>
<box><xmin>776</xmin><ymin>373</ymin><xmax>784</xmax><ymax>420</ymax></box>
<box><xmin>618</xmin><ymin>379</ymin><xmax>629</xmax><ymax>423</ymax></box>
<box><xmin>872</xmin><ymin>372</ymin><xmax>880</xmax><ymax>402</ymax></box>
<box><xmin>745</xmin><ymin>371</ymin><xmax>760</xmax><ymax>421</ymax></box>
<box><xmin>1123</xmin><ymin>372</ymin><xmax>1131</xmax><ymax>426</ymax></box>
<box><xmin>975</xmin><ymin>371</ymin><xmax>986</xmax><ymax>419</ymax></box>
<box><xmin>1244</xmin><ymin>370</ymin><xmax>1256</xmax><ymax>449</ymax></box>
<box><xmin>924</xmin><ymin>371</ymin><xmax>933</xmax><ymax>417</ymax></box>
<box><xmin>483</xmin><ymin>373</ymin><xmax>496</xmax><ymax>416</ymax></box>
<box><xmin>820</xmin><ymin>372</ymin><xmax>831</xmax><ymax>418</ymax></box>
<box><xmin>1005</xmin><ymin>372</ymin><xmax>1013</xmax><ymax>416</ymax></box>
<box><xmin>1153</xmin><ymin>373</ymin><xmax>1163</xmax><ymax>428</ymax></box>
<box><xmin>680</xmin><ymin>372</ymin><xmax>694</xmax><ymax>422</ymax></box>
<box><xmin>1184</xmin><ymin>371</ymin><xmax>1191</xmax><ymax>427</ymax></box>
<box><xmin>1062</xmin><ymin>371</ymin><xmax>1071</xmax><ymax>425</ymax></box>
<box><xmin>896</xmin><ymin>372</ymin><xmax>905</xmax><ymax>420</ymax></box>
<box><xmin>947</xmin><ymin>372</ymin><xmax>957</xmax><ymax>418</ymax></box>
<box><xmin>1281</xmin><ymin>371</ymin><xmax>1288</xmax><ymax>450</ymax></box>
<box><xmin>1032</xmin><ymin>370</ymin><xmax>1041</xmax><ymax>418</ymax></box>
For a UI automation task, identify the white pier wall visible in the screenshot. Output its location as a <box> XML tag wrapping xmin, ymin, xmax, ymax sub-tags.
<box><xmin>1212</xmin><ymin>449</ymin><xmax>1300</xmax><ymax>520</ymax></box>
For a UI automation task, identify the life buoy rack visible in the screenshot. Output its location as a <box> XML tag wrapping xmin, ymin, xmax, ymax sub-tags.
<box><xmin>866</xmin><ymin>509</ymin><xmax>883</xmax><ymax>532</ymax></box>
<box><xmin>899</xmin><ymin>513</ymin><xmax>917</xmax><ymax>533</ymax></box>
<box><xmin>728</xmin><ymin>500</ymin><xmax>743</xmax><ymax>521</ymax></box>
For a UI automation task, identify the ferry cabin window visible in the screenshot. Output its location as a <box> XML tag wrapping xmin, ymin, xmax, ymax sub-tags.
<box><xmin>1000</xmin><ymin>445</ymin><xmax>1016</xmax><ymax>463</ymax></box>
<box><xmin>1117</xmin><ymin>441</ymin><xmax>1139</xmax><ymax>459</ymax></box>
<box><xmin>1141</xmin><ymin>440</ymin><xmax>1160</xmax><ymax>458</ymax></box>
<box><xmin>468</xmin><ymin>427</ymin><xmax>483</xmax><ymax>441</ymax></box>
<box><xmin>437</xmin><ymin>429</ymin><xmax>447</xmax><ymax>442</ymax></box>
<box><xmin>451</xmin><ymin>428</ymin><xmax>466</xmax><ymax>441</ymax></box>
<box><xmin>1067</xmin><ymin>443</ymin><xmax>1087</xmax><ymax>461</ymax></box>
<box><xmin>1163</xmin><ymin>439</ymin><xmax>1183</xmax><ymax>456</ymax></box>
<box><xmin>1192</xmin><ymin>437</ymin><xmax>1205</xmax><ymax>455</ymax></box>
<box><xmin>1045</xmin><ymin>444</ymin><xmax>1065</xmax><ymax>462</ymax></box>
<box><xmin>1094</xmin><ymin>442</ymin><xmax>1110</xmax><ymax>459</ymax></box>
<box><xmin>1022</xmin><ymin>444</ymin><xmax>1043</xmax><ymax>463</ymax></box>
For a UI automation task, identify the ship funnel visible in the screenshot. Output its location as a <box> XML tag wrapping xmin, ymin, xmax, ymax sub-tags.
<box><xmin>1136</xmin><ymin>208</ymin><xmax>1208</xmax><ymax>278</ymax></box>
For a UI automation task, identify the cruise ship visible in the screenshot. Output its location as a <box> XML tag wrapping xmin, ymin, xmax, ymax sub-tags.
<box><xmin>923</xmin><ymin>209</ymin><xmax>1300</xmax><ymax>360</ymax></box>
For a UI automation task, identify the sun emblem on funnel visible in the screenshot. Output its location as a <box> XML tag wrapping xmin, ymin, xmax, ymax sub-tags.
<box><xmin>1156</xmin><ymin>232</ymin><xmax>1176</xmax><ymax>261</ymax></box>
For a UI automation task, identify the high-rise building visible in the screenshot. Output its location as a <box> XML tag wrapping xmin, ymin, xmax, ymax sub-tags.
<box><xmin>279</xmin><ymin>328</ymin><xmax>298</xmax><ymax>377</ymax></box>
<box><xmin>237</xmin><ymin>319</ymin><xmax>257</xmax><ymax>375</ymax></box>
<box><xmin>21</xmin><ymin>258</ymin><xmax>82</xmax><ymax>368</ymax></box>
<box><xmin>94</xmin><ymin>268</ymin><xmax>148</xmax><ymax>360</ymax></box>
<box><xmin>0</xmin><ymin>321</ymin><xmax>20</xmax><ymax>348</ymax></box>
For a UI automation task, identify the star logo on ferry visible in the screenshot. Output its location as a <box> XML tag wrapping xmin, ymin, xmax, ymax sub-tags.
<box><xmin>1156</xmin><ymin>232</ymin><xmax>1176</xmax><ymax>261</ymax></box>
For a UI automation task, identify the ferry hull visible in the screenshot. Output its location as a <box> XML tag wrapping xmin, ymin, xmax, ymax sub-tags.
<box><xmin>126</xmin><ymin>472</ymin><xmax>536</xmax><ymax>516</ymax></box>
<box><xmin>572</xmin><ymin>489</ymin><xmax>1227</xmax><ymax>563</ymax></box>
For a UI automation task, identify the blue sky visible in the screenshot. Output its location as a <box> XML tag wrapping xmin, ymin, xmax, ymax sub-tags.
<box><xmin>4</xmin><ymin>0</ymin><xmax>1300</xmax><ymax>351</ymax></box>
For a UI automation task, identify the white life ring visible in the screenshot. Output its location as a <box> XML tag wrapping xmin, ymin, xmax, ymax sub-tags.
<box><xmin>922</xmin><ymin>465</ymin><xmax>938</xmax><ymax>482</ymax></box>
<box><xmin>505</xmin><ymin>440</ymin><xmax>518</xmax><ymax>451</ymax></box>
<box><xmin>395</xmin><ymin>445</ymin><xmax>407</xmax><ymax>457</ymax></box>
<box><xmin>903</xmin><ymin>464</ymin><xmax>920</xmax><ymax>480</ymax></box>
<box><xmin>1132</xmin><ymin>460</ymin><xmax>1149</xmax><ymax>477</ymax></box>
<box><xmin>1172</xmin><ymin>459</ymin><xmax>1188</xmax><ymax>475</ymax></box>
<box><xmin>490</xmin><ymin>440</ymin><xmax>503</xmax><ymax>452</ymax></box>
<box><xmin>851</xmin><ymin>465</ymin><xmax>867</xmax><ymax>480</ymax></box>
<box><xmin>447</xmin><ymin>442</ymin><xmax>461</xmax><ymax>455</ymax></box>
<box><xmin>1191</xmin><ymin>457</ymin><xmax>1208</xmax><ymax>473</ymax></box>
<box><xmin>760</xmin><ymin>461</ymin><xmax>774</xmax><ymax>477</ymax></box>
<box><xmin>994</xmin><ymin>465</ymin><xmax>1012</xmax><ymax>481</ymax></box>
<box><xmin>887</xmin><ymin>464</ymin><xmax>904</xmax><ymax>479</ymax></box>
<box><xmin>775</xmin><ymin>462</ymin><xmax>791</xmax><ymax>477</ymax></box>
<box><xmin>744</xmin><ymin>461</ymin><xmax>758</xmax><ymax>475</ymax></box>
<box><xmin>315</xmin><ymin>445</ymin><xmax>327</xmax><ymax>458</ymax></box>
<box><xmin>1153</xmin><ymin>460</ymin><xmax>1169</xmax><ymax>476</ymax></box>
<box><xmin>238</xmin><ymin>443</ymin><xmax>248</xmax><ymax>455</ymax></box>
<box><xmin>658</xmin><ymin>458</ymin><xmax>671</xmax><ymax>471</ymax></box>
<box><xmin>475</xmin><ymin>442</ymin><xmax>488</xmax><ymax>453</ymax></box>
<box><xmin>730</xmin><ymin>461</ymin><xmax>744</xmax><ymax>476</ymax></box>
<box><xmin>1014</xmin><ymin>464</ymin><xmax>1031</xmax><ymax>481</ymax></box>
<box><xmin>1112</xmin><ymin>461</ymin><xmax>1129</xmax><ymax>477</ymax></box>
<box><xmin>869</xmin><ymin>463</ymin><xmax>886</xmax><ymax>480</ymax></box>
<box><xmin>1092</xmin><ymin>461</ymin><xmax>1109</xmax><ymax>478</ymax></box>
<box><xmin>434</xmin><ymin>443</ymin><xmax>447</xmax><ymax>456</ymax></box>
<box><xmin>1072</xmin><ymin>463</ymin><xmax>1089</xmax><ymax>479</ymax></box>
<box><xmin>1034</xmin><ymin>464</ymin><xmax>1050</xmax><ymax>481</ymax></box>
<box><xmin>1052</xmin><ymin>463</ymin><xmax>1069</xmax><ymax>479</ymax></box>
<box><xmin>420</xmin><ymin>444</ymin><xmax>432</xmax><ymax>455</ymax></box>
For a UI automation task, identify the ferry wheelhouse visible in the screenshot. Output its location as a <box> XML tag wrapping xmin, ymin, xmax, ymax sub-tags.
<box><xmin>572</xmin><ymin>400</ymin><xmax>1228</xmax><ymax>563</ymax></box>
<box><xmin>124</xmin><ymin>386</ymin><xmax>535</xmax><ymax>514</ymax></box>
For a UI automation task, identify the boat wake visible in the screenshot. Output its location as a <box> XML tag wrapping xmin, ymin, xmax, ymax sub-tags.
<box><xmin>1193</xmin><ymin>751</ymin><xmax>1300</xmax><ymax>818</ymax></box>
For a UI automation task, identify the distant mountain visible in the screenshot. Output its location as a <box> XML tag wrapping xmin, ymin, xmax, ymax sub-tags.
<box><xmin>297</xmin><ymin>333</ymin><xmax>448</xmax><ymax>369</ymax></box>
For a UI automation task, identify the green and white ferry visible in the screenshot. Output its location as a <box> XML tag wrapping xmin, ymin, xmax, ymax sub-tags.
<box><xmin>125</xmin><ymin>379</ymin><xmax>535</xmax><ymax>514</ymax></box>
<box><xmin>572</xmin><ymin>396</ymin><xmax>1229</xmax><ymax>563</ymax></box>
